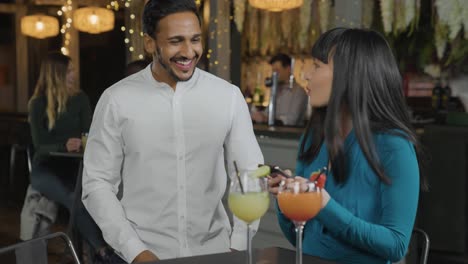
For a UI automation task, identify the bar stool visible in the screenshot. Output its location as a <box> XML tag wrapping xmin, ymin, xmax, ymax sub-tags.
<box><xmin>9</xmin><ymin>143</ymin><xmax>30</xmax><ymax>202</ymax></box>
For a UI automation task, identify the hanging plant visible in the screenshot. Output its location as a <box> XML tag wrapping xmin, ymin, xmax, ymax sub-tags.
<box><xmin>461</xmin><ymin>1</ymin><xmax>468</xmax><ymax>39</ymax></box>
<box><xmin>318</xmin><ymin>0</ymin><xmax>331</xmax><ymax>33</ymax></box>
<box><xmin>298</xmin><ymin>0</ymin><xmax>313</xmax><ymax>50</ymax></box>
<box><xmin>435</xmin><ymin>0</ymin><xmax>463</xmax><ymax>40</ymax></box>
<box><xmin>362</xmin><ymin>0</ymin><xmax>374</xmax><ymax>28</ymax></box>
<box><xmin>434</xmin><ymin>16</ymin><xmax>449</xmax><ymax>60</ymax></box>
<box><xmin>393</xmin><ymin>0</ymin><xmax>418</xmax><ymax>35</ymax></box>
<box><xmin>259</xmin><ymin>11</ymin><xmax>272</xmax><ymax>56</ymax></box>
<box><xmin>411</xmin><ymin>0</ymin><xmax>421</xmax><ymax>33</ymax></box>
<box><xmin>307</xmin><ymin>0</ymin><xmax>321</xmax><ymax>50</ymax></box>
<box><xmin>244</xmin><ymin>4</ymin><xmax>259</xmax><ymax>55</ymax></box>
<box><xmin>393</xmin><ymin>0</ymin><xmax>407</xmax><ymax>34</ymax></box>
<box><xmin>380</xmin><ymin>0</ymin><xmax>394</xmax><ymax>33</ymax></box>
<box><xmin>234</xmin><ymin>0</ymin><xmax>246</xmax><ymax>33</ymax></box>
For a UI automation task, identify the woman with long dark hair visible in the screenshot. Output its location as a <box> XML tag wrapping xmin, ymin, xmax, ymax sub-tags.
<box><xmin>268</xmin><ymin>28</ymin><xmax>425</xmax><ymax>263</ymax></box>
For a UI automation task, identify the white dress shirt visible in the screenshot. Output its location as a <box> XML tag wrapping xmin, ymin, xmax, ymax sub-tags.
<box><xmin>82</xmin><ymin>66</ymin><xmax>264</xmax><ymax>263</ymax></box>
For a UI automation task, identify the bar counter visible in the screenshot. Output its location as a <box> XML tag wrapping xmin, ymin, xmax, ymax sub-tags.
<box><xmin>253</xmin><ymin>124</ymin><xmax>304</xmax><ymax>140</ymax></box>
<box><xmin>155</xmin><ymin>247</ymin><xmax>335</xmax><ymax>264</ymax></box>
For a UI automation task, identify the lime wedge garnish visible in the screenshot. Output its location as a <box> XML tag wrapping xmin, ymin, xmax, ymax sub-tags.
<box><xmin>250</xmin><ymin>165</ymin><xmax>271</xmax><ymax>178</ymax></box>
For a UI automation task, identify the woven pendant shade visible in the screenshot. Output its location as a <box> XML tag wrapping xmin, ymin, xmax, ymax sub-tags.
<box><xmin>73</xmin><ymin>7</ymin><xmax>115</xmax><ymax>34</ymax></box>
<box><xmin>248</xmin><ymin>0</ymin><xmax>303</xmax><ymax>12</ymax></box>
<box><xmin>21</xmin><ymin>15</ymin><xmax>59</xmax><ymax>39</ymax></box>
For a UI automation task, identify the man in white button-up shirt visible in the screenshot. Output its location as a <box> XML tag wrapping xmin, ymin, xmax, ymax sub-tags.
<box><xmin>82</xmin><ymin>0</ymin><xmax>263</xmax><ymax>263</ymax></box>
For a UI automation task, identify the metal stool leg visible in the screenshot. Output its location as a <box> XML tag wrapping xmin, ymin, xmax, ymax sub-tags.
<box><xmin>9</xmin><ymin>144</ymin><xmax>28</xmax><ymax>203</ymax></box>
<box><xmin>67</xmin><ymin>160</ymin><xmax>86</xmax><ymax>263</ymax></box>
<box><xmin>9</xmin><ymin>144</ymin><xmax>18</xmax><ymax>200</ymax></box>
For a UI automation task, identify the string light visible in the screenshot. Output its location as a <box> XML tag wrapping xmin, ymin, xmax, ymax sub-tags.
<box><xmin>206</xmin><ymin>1</ymin><xmax>231</xmax><ymax>80</ymax></box>
<box><xmin>115</xmin><ymin>0</ymin><xmax>145</xmax><ymax>59</ymax></box>
<box><xmin>107</xmin><ymin>1</ymin><xmax>120</xmax><ymax>11</ymax></box>
<box><xmin>57</xmin><ymin>0</ymin><xmax>73</xmax><ymax>55</ymax></box>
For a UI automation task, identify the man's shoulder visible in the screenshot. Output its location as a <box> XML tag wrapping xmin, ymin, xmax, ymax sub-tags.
<box><xmin>196</xmin><ymin>68</ymin><xmax>235</xmax><ymax>90</ymax></box>
<box><xmin>104</xmin><ymin>71</ymin><xmax>149</xmax><ymax>98</ymax></box>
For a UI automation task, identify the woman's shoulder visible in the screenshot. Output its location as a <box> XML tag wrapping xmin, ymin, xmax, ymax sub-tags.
<box><xmin>69</xmin><ymin>91</ymin><xmax>90</xmax><ymax>104</ymax></box>
<box><xmin>373</xmin><ymin>130</ymin><xmax>415</xmax><ymax>154</ymax></box>
<box><xmin>71</xmin><ymin>90</ymin><xmax>89</xmax><ymax>100</ymax></box>
<box><xmin>29</xmin><ymin>95</ymin><xmax>46</xmax><ymax>109</ymax></box>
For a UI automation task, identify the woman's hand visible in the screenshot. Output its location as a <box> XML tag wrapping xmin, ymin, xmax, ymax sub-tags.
<box><xmin>132</xmin><ymin>250</ymin><xmax>159</xmax><ymax>263</ymax></box>
<box><xmin>296</xmin><ymin>176</ymin><xmax>331</xmax><ymax>208</ymax></box>
<box><xmin>267</xmin><ymin>169</ymin><xmax>292</xmax><ymax>196</ymax></box>
<box><xmin>320</xmin><ymin>188</ymin><xmax>331</xmax><ymax>209</ymax></box>
<box><xmin>284</xmin><ymin>176</ymin><xmax>331</xmax><ymax>209</ymax></box>
<box><xmin>65</xmin><ymin>138</ymin><xmax>81</xmax><ymax>152</ymax></box>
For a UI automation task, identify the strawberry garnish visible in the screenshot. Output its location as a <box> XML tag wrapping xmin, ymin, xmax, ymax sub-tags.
<box><xmin>309</xmin><ymin>167</ymin><xmax>327</xmax><ymax>189</ymax></box>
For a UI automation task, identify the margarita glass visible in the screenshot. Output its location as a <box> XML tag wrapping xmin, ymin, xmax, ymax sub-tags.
<box><xmin>228</xmin><ymin>170</ymin><xmax>269</xmax><ymax>264</ymax></box>
<box><xmin>277</xmin><ymin>178</ymin><xmax>322</xmax><ymax>264</ymax></box>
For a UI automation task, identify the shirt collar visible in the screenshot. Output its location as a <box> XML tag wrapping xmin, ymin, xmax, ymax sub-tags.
<box><xmin>143</xmin><ymin>64</ymin><xmax>200</xmax><ymax>91</ymax></box>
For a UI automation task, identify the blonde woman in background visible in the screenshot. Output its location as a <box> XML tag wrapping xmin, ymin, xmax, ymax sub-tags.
<box><xmin>28</xmin><ymin>52</ymin><xmax>120</xmax><ymax>263</ymax></box>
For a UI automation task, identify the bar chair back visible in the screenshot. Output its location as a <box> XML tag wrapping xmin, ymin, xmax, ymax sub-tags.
<box><xmin>0</xmin><ymin>231</ymin><xmax>80</xmax><ymax>264</ymax></box>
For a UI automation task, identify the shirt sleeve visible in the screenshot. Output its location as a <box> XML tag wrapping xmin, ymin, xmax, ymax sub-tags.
<box><xmin>29</xmin><ymin>98</ymin><xmax>67</xmax><ymax>157</ymax></box>
<box><xmin>81</xmin><ymin>90</ymin><xmax>148</xmax><ymax>263</ymax></box>
<box><xmin>315</xmin><ymin>139</ymin><xmax>419</xmax><ymax>262</ymax></box>
<box><xmin>224</xmin><ymin>85</ymin><xmax>264</xmax><ymax>250</ymax></box>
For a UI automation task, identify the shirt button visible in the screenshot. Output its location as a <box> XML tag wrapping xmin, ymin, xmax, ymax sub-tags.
<box><xmin>179</xmin><ymin>185</ymin><xmax>184</xmax><ymax>191</ymax></box>
<box><xmin>178</xmin><ymin>156</ymin><xmax>183</xmax><ymax>160</ymax></box>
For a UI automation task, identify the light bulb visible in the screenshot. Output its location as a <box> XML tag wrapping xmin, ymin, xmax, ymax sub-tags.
<box><xmin>36</xmin><ymin>21</ymin><xmax>44</xmax><ymax>31</ymax></box>
<box><xmin>89</xmin><ymin>14</ymin><xmax>99</xmax><ymax>25</ymax></box>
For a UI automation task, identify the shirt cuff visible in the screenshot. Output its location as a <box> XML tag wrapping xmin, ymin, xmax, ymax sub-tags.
<box><xmin>230</xmin><ymin>218</ymin><xmax>259</xmax><ymax>251</ymax></box>
<box><xmin>230</xmin><ymin>230</ymin><xmax>247</xmax><ymax>250</ymax></box>
<box><xmin>119</xmin><ymin>237</ymin><xmax>149</xmax><ymax>263</ymax></box>
<box><xmin>316</xmin><ymin>198</ymin><xmax>353</xmax><ymax>235</ymax></box>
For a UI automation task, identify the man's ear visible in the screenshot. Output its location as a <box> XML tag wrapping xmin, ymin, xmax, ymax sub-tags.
<box><xmin>144</xmin><ymin>33</ymin><xmax>156</xmax><ymax>54</ymax></box>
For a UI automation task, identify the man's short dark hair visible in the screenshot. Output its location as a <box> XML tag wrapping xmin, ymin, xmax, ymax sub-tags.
<box><xmin>269</xmin><ymin>53</ymin><xmax>292</xmax><ymax>68</ymax></box>
<box><xmin>143</xmin><ymin>0</ymin><xmax>201</xmax><ymax>39</ymax></box>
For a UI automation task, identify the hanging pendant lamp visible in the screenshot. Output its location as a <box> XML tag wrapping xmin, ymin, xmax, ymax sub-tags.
<box><xmin>21</xmin><ymin>14</ymin><xmax>59</xmax><ymax>39</ymax></box>
<box><xmin>248</xmin><ymin>0</ymin><xmax>303</xmax><ymax>12</ymax></box>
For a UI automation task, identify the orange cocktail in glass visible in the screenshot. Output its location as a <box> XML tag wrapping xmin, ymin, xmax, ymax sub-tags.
<box><xmin>277</xmin><ymin>180</ymin><xmax>322</xmax><ymax>264</ymax></box>
<box><xmin>277</xmin><ymin>191</ymin><xmax>322</xmax><ymax>222</ymax></box>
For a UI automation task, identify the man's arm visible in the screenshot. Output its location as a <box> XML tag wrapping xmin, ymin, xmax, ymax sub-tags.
<box><xmin>224</xmin><ymin>85</ymin><xmax>264</xmax><ymax>250</ymax></box>
<box><xmin>81</xmin><ymin>90</ymin><xmax>151</xmax><ymax>263</ymax></box>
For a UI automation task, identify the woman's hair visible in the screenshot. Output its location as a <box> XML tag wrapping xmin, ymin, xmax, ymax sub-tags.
<box><xmin>299</xmin><ymin>28</ymin><xmax>427</xmax><ymax>190</ymax></box>
<box><xmin>143</xmin><ymin>0</ymin><xmax>201</xmax><ymax>39</ymax></box>
<box><xmin>30</xmin><ymin>52</ymin><xmax>75</xmax><ymax>130</ymax></box>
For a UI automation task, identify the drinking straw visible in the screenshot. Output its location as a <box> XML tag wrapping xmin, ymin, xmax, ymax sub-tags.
<box><xmin>317</xmin><ymin>166</ymin><xmax>328</xmax><ymax>179</ymax></box>
<box><xmin>233</xmin><ymin>161</ymin><xmax>245</xmax><ymax>194</ymax></box>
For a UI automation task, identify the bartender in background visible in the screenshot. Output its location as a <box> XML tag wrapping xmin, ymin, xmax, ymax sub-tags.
<box><xmin>251</xmin><ymin>53</ymin><xmax>308</xmax><ymax>126</ymax></box>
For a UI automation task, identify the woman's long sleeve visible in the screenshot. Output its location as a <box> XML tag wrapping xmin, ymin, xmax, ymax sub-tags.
<box><xmin>315</xmin><ymin>138</ymin><xmax>419</xmax><ymax>262</ymax></box>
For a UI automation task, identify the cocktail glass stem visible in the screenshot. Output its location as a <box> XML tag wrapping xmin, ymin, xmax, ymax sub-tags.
<box><xmin>247</xmin><ymin>224</ymin><xmax>253</xmax><ymax>264</ymax></box>
<box><xmin>294</xmin><ymin>221</ymin><xmax>305</xmax><ymax>264</ymax></box>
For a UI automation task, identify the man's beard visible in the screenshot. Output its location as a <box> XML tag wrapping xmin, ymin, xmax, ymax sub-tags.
<box><xmin>154</xmin><ymin>48</ymin><xmax>198</xmax><ymax>83</ymax></box>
